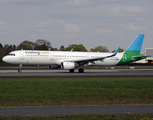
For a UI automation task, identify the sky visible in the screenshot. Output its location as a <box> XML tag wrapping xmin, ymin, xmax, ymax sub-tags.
<box><xmin>0</xmin><ymin>0</ymin><xmax>153</xmax><ymax>52</ymax></box>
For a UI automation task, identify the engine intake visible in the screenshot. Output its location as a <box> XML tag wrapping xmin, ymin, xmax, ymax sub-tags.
<box><xmin>61</xmin><ymin>62</ymin><xmax>75</xmax><ymax>70</ymax></box>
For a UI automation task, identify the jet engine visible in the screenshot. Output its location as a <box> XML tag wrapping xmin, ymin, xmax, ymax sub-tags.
<box><xmin>48</xmin><ymin>65</ymin><xmax>61</xmax><ymax>69</ymax></box>
<box><xmin>61</xmin><ymin>62</ymin><xmax>75</xmax><ymax>70</ymax></box>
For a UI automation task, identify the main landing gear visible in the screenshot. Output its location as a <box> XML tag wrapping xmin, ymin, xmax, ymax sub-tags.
<box><xmin>78</xmin><ymin>68</ymin><xmax>84</xmax><ymax>73</ymax></box>
<box><xmin>69</xmin><ymin>68</ymin><xmax>84</xmax><ymax>73</ymax></box>
<box><xmin>18</xmin><ymin>64</ymin><xmax>22</xmax><ymax>73</ymax></box>
<box><xmin>69</xmin><ymin>69</ymin><xmax>75</xmax><ymax>73</ymax></box>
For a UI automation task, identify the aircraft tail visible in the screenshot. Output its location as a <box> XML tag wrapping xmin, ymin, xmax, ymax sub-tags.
<box><xmin>126</xmin><ymin>34</ymin><xmax>145</xmax><ymax>54</ymax></box>
<box><xmin>117</xmin><ymin>34</ymin><xmax>146</xmax><ymax>65</ymax></box>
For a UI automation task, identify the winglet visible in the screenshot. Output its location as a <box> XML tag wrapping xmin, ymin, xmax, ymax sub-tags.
<box><xmin>71</xmin><ymin>48</ymin><xmax>74</xmax><ymax>52</ymax></box>
<box><xmin>113</xmin><ymin>47</ymin><xmax>120</xmax><ymax>56</ymax></box>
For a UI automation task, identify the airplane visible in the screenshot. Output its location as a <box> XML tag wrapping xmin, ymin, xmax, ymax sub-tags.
<box><xmin>2</xmin><ymin>34</ymin><xmax>146</xmax><ymax>73</ymax></box>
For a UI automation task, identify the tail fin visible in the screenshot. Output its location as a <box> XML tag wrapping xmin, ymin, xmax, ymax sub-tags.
<box><xmin>117</xmin><ymin>34</ymin><xmax>146</xmax><ymax>65</ymax></box>
<box><xmin>126</xmin><ymin>34</ymin><xmax>145</xmax><ymax>54</ymax></box>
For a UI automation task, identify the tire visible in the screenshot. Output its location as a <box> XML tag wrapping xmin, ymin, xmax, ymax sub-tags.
<box><xmin>69</xmin><ymin>69</ymin><xmax>75</xmax><ymax>73</ymax></box>
<box><xmin>18</xmin><ymin>69</ymin><xmax>22</xmax><ymax>73</ymax></box>
<box><xmin>78</xmin><ymin>68</ymin><xmax>84</xmax><ymax>73</ymax></box>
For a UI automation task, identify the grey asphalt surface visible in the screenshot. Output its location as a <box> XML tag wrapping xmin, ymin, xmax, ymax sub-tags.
<box><xmin>0</xmin><ymin>105</ymin><xmax>153</xmax><ymax>116</ymax></box>
<box><xmin>0</xmin><ymin>69</ymin><xmax>153</xmax><ymax>77</ymax></box>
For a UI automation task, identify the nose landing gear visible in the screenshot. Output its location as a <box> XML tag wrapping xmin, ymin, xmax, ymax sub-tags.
<box><xmin>18</xmin><ymin>64</ymin><xmax>22</xmax><ymax>73</ymax></box>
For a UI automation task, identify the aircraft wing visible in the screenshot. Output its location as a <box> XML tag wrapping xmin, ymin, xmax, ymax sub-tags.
<box><xmin>65</xmin><ymin>47</ymin><xmax>120</xmax><ymax>64</ymax></box>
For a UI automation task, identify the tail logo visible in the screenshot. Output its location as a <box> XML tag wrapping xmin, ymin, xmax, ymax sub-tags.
<box><xmin>123</xmin><ymin>54</ymin><xmax>127</xmax><ymax>62</ymax></box>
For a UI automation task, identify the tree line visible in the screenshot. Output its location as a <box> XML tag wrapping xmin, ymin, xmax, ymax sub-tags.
<box><xmin>0</xmin><ymin>39</ymin><xmax>124</xmax><ymax>62</ymax></box>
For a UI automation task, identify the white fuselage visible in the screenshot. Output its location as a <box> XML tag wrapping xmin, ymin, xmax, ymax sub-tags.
<box><xmin>2</xmin><ymin>50</ymin><xmax>123</xmax><ymax>66</ymax></box>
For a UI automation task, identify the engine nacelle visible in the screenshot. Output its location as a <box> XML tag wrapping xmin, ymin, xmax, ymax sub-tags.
<box><xmin>61</xmin><ymin>62</ymin><xmax>75</xmax><ymax>70</ymax></box>
<box><xmin>48</xmin><ymin>65</ymin><xmax>61</xmax><ymax>69</ymax></box>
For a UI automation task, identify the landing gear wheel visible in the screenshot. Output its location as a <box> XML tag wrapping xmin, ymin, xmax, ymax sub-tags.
<box><xmin>18</xmin><ymin>69</ymin><xmax>22</xmax><ymax>73</ymax></box>
<box><xmin>69</xmin><ymin>69</ymin><xmax>75</xmax><ymax>73</ymax></box>
<box><xmin>18</xmin><ymin>64</ymin><xmax>22</xmax><ymax>73</ymax></box>
<box><xmin>78</xmin><ymin>68</ymin><xmax>84</xmax><ymax>73</ymax></box>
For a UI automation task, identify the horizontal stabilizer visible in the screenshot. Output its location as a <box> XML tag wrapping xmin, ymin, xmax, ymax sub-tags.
<box><xmin>132</xmin><ymin>56</ymin><xmax>147</xmax><ymax>60</ymax></box>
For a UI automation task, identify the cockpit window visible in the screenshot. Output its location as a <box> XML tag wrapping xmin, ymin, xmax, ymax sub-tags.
<box><xmin>7</xmin><ymin>54</ymin><xmax>15</xmax><ymax>56</ymax></box>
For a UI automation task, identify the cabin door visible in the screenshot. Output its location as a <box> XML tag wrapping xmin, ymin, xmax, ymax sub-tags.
<box><xmin>20</xmin><ymin>51</ymin><xmax>24</xmax><ymax>60</ymax></box>
<box><xmin>50</xmin><ymin>52</ymin><xmax>54</xmax><ymax>60</ymax></box>
<box><xmin>86</xmin><ymin>54</ymin><xmax>90</xmax><ymax>58</ymax></box>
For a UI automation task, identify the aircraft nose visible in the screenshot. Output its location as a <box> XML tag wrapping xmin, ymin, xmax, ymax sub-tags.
<box><xmin>2</xmin><ymin>56</ymin><xmax>8</xmax><ymax>63</ymax></box>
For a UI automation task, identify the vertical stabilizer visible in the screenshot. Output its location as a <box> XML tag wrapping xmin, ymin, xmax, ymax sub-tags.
<box><xmin>117</xmin><ymin>34</ymin><xmax>146</xmax><ymax>65</ymax></box>
<box><xmin>126</xmin><ymin>34</ymin><xmax>145</xmax><ymax>53</ymax></box>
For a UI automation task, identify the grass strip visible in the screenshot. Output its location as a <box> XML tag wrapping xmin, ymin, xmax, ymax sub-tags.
<box><xmin>0</xmin><ymin>114</ymin><xmax>153</xmax><ymax>120</ymax></box>
<box><xmin>0</xmin><ymin>77</ymin><xmax>153</xmax><ymax>107</ymax></box>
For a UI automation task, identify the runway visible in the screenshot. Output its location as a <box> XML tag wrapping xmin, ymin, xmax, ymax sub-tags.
<box><xmin>0</xmin><ymin>105</ymin><xmax>153</xmax><ymax>116</ymax></box>
<box><xmin>0</xmin><ymin>69</ymin><xmax>153</xmax><ymax>116</ymax></box>
<box><xmin>0</xmin><ymin>69</ymin><xmax>153</xmax><ymax>77</ymax></box>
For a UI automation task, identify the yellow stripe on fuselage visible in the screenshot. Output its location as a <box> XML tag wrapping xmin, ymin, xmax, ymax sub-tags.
<box><xmin>41</xmin><ymin>52</ymin><xmax>49</xmax><ymax>54</ymax></box>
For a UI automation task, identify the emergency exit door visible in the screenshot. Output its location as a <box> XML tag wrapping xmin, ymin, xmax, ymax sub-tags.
<box><xmin>20</xmin><ymin>51</ymin><xmax>24</xmax><ymax>60</ymax></box>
